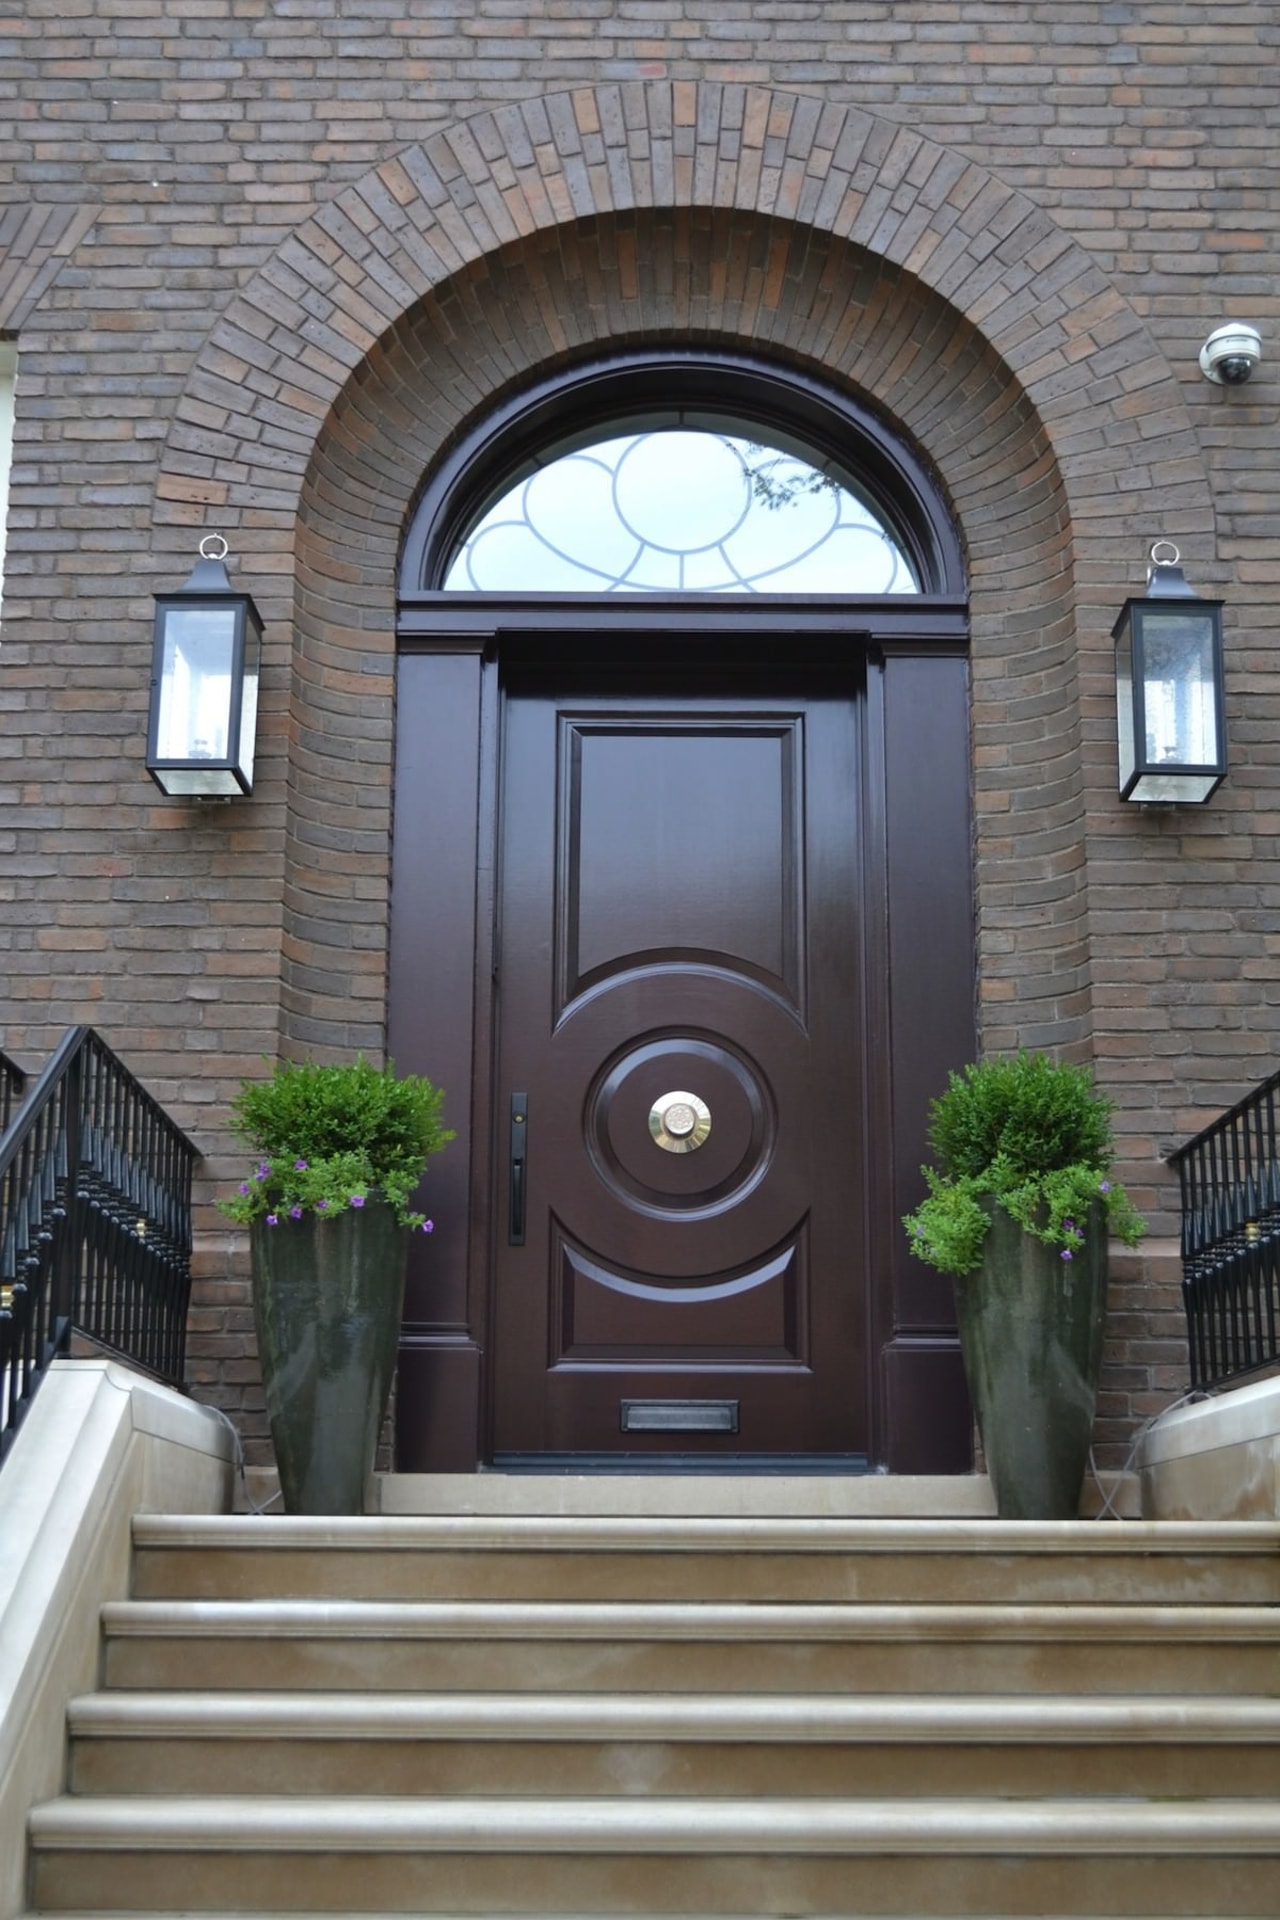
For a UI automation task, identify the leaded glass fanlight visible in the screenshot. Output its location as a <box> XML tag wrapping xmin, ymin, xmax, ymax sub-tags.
<box><xmin>442</xmin><ymin>424</ymin><xmax>920</xmax><ymax>596</ymax></box>
<box><xmin>398</xmin><ymin>353</ymin><xmax>966</xmax><ymax>603</ymax></box>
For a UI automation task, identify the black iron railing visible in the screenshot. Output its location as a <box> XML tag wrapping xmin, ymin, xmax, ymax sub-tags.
<box><xmin>0</xmin><ymin>1048</ymin><xmax>25</xmax><ymax>1132</ymax></box>
<box><xmin>1167</xmin><ymin>1066</ymin><xmax>1280</xmax><ymax>1390</ymax></box>
<box><xmin>0</xmin><ymin>1028</ymin><xmax>198</xmax><ymax>1463</ymax></box>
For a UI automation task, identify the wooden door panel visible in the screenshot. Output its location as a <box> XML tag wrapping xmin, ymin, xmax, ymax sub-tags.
<box><xmin>560</xmin><ymin>719</ymin><xmax>803</xmax><ymax>1010</ymax></box>
<box><xmin>540</xmin><ymin>975</ymin><xmax>812</xmax><ymax>1272</ymax></box>
<box><xmin>553</xmin><ymin>1230</ymin><xmax>806</xmax><ymax>1360</ymax></box>
<box><xmin>492</xmin><ymin>678</ymin><xmax>866</xmax><ymax>1460</ymax></box>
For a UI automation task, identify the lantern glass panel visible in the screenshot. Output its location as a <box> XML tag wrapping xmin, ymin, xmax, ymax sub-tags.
<box><xmin>1115</xmin><ymin>619</ymin><xmax>1136</xmax><ymax>794</ymax></box>
<box><xmin>237</xmin><ymin>655</ymin><xmax>259</xmax><ymax>791</ymax></box>
<box><xmin>155</xmin><ymin>605</ymin><xmax>239</xmax><ymax>764</ymax></box>
<box><xmin>1138</xmin><ymin>608</ymin><xmax>1219</xmax><ymax>771</ymax></box>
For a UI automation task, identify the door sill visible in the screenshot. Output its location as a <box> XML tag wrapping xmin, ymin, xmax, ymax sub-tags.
<box><xmin>489</xmin><ymin>1452</ymin><xmax>872</xmax><ymax>1475</ymax></box>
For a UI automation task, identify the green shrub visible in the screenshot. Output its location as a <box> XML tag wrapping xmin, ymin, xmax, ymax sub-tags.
<box><xmin>903</xmin><ymin>1051</ymin><xmax>1144</xmax><ymax>1278</ymax></box>
<box><xmin>220</xmin><ymin>1056</ymin><xmax>454</xmax><ymax>1231</ymax></box>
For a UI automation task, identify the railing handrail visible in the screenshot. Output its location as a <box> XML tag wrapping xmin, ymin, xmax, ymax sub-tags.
<box><xmin>0</xmin><ymin>1026</ymin><xmax>199</xmax><ymax>1185</ymax></box>
<box><xmin>1166</xmin><ymin>1062</ymin><xmax>1280</xmax><ymax>1169</ymax></box>
<box><xmin>1</xmin><ymin>1027</ymin><xmax>200</xmax><ymax>1465</ymax></box>
<box><xmin>0</xmin><ymin>1029</ymin><xmax>79</xmax><ymax>1186</ymax></box>
<box><xmin>1166</xmin><ymin>1063</ymin><xmax>1279</xmax><ymax>1392</ymax></box>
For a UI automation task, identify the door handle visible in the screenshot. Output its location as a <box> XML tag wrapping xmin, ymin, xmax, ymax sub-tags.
<box><xmin>509</xmin><ymin>1093</ymin><xmax>528</xmax><ymax>1245</ymax></box>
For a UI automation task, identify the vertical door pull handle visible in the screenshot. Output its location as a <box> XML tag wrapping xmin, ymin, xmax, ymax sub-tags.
<box><xmin>509</xmin><ymin>1093</ymin><xmax>528</xmax><ymax>1245</ymax></box>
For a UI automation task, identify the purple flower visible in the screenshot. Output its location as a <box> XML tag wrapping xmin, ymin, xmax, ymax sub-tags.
<box><xmin>316</xmin><ymin>1198</ymin><xmax>329</xmax><ymax>1212</ymax></box>
<box><xmin>350</xmin><ymin>1194</ymin><xmax>366</xmax><ymax>1208</ymax></box>
<box><xmin>294</xmin><ymin>1159</ymin><xmax>309</xmax><ymax>1172</ymax></box>
<box><xmin>1060</xmin><ymin>1248</ymin><xmax>1073</xmax><ymax>1261</ymax></box>
<box><xmin>255</xmin><ymin>1162</ymin><xmax>271</xmax><ymax>1181</ymax></box>
<box><xmin>421</xmin><ymin>1219</ymin><xmax>435</xmax><ymax>1234</ymax></box>
<box><xmin>1099</xmin><ymin>1180</ymin><xmax>1111</xmax><ymax>1194</ymax></box>
<box><xmin>266</xmin><ymin>1213</ymin><xmax>279</xmax><ymax>1227</ymax></box>
<box><xmin>1063</xmin><ymin>1218</ymin><xmax>1075</xmax><ymax>1234</ymax></box>
<box><xmin>289</xmin><ymin>1205</ymin><xmax>303</xmax><ymax>1220</ymax></box>
<box><xmin>238</xmin><ymin>1182</ymin><xmax>251</xmax><ymax>1196</ymax></box>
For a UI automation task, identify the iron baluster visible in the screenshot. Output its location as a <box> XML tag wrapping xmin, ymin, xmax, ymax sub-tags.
<box><xmin>0</xmin><ymin>1049</ymin><xmax>25</xmax><ymax>1134</ymax></box>
<box><xmin>0</xmin><ymin>1027</ymin><xmax>198</xmax><ymax>1465</ymax></box>
<box><xmin>1169</xmin><ymin>1064</ymin><xmax>1280</xmax><ymax>1390</ymax></box>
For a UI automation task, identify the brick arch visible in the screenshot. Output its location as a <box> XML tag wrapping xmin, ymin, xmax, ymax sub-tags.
<box><xmin>151</xmin><ymin>84</ymin><xmax>1213</xmax><ymax>1066</ymax></box>
<box><xmin>156</xmin><ymin>83</ymin><xmax>1207</xmax><ymax>551</ymax></box>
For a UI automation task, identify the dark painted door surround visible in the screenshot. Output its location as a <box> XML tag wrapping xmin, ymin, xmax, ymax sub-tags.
<box><xmin>389</xmin><ymin>354</ymin><xmax>976</xmax><ymax>1474</ymax></box>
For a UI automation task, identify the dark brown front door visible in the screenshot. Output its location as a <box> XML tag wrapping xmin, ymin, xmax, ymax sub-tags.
<box><xmin>491</xmin><ymin>667</ymin><xmax>871</xmax><ymax>1461</ymax></box>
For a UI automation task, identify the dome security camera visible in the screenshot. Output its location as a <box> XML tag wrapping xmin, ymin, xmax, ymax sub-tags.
<box><xmin>1199</xmin><ymin>322</ymin><xmax>1262</xmax><ymax>385</ymax></box>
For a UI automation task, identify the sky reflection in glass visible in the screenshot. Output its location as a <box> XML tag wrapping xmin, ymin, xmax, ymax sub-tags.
<box><xmin>444</xmin><ymin>430</ymin><xmax>920</xmax><ymax>594</ymax></box>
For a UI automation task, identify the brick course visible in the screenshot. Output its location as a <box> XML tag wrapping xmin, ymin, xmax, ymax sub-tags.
<box><xmin>2</xmin><ymin>5</ymin><xmax>1278</xmax><ymax>1470</ymax></box>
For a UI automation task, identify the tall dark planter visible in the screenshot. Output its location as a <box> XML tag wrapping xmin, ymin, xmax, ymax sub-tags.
<box><xmin>954</xmin><ymin>1200</ymin><xmax>1107</xmax><ymax>1520</ymax></box>
<box><xmin>251</xmin><ymin>1200</ymin><xmax>409</xmax><ymax>1514</ymax></box>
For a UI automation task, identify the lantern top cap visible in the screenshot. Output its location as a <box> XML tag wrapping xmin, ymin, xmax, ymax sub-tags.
<box><xmin>1145</xmin><ymin>540</ymin><xmax>1197</xmax><ymax>600</ymax></box>
<box><xmin>166</xmin><ymin>532</ymin><xmax>239</xmax><ymax>600</ymax></box>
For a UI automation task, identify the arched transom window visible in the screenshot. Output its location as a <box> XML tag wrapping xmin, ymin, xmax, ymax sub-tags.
<box><xmin>443</xmin><ymin>421</ymin><xmax>920</xmax><ymax>596</ymax></box>
<box><xmin>399</xmin><ymin>354</ymin><xmax>966</xmax><ymax>604</ymax></box>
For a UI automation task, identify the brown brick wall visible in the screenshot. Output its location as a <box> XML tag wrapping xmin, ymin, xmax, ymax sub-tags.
<box><xmin>2</xmin><ymin>6</ymin><xmax>1277</xmax><ymax>1469</ymax></box>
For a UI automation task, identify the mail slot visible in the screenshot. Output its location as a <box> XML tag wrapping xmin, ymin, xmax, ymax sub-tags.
<box><xmin>620</xmin><ymin>1399</ymin><xmax>740</xmax><ymax>1434</ymax></box>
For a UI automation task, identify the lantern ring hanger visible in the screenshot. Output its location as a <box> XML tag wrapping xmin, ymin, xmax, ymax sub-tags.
<box><xmin>199</xmin><ymin>533</ymin><xmax>230</xmax><ymax>563</ymax></box>
<box><xmin>1150</xmin><ymin>540</ymin><xmax>1181</xmax><ymax>569</ymax></box>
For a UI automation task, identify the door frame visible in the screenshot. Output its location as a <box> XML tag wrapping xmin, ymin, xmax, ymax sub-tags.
<box><xmin>389</xmin><ymin>601</ymin><xmax>974</xmax><ymax>1473</ymax></box>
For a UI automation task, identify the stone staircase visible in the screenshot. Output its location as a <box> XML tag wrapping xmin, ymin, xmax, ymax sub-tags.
<box><xmin>22</xmin><ymin>1502</ymin><xmax>1280</xmax><ymax>1917</ymax></box>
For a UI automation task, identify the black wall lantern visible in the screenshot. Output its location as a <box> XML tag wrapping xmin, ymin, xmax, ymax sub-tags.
<box><xmin>1112</xmin><ymin>542</ymin><xmax>1226</xmax><ymax>804</ymax></box>
<box><xmin>147</xmin><ymin>535</ymin><xmax>262</xmax><ymax>797</ymax></box>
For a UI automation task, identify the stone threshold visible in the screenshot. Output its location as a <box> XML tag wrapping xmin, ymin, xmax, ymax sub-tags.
<box><xmin>234</xmin><ymin>1468</ymin><xmax>1141</xmax><ymax>1519</ymax></box>
<box><xmin>369</xmin><ymin>1471</ymin><xmax>1140</xmax><ymax>1519</ymax></box>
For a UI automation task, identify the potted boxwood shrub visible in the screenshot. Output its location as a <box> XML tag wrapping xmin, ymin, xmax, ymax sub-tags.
<box><xmin>903</xmin><ymin>1051</ymin><xmax>1144</xmax><ymax>1519</ymax></box>
<box><xmin>221</xmin><ymin>1056</ymin><xmax>454</xmax><ymax>1514</ymax></box>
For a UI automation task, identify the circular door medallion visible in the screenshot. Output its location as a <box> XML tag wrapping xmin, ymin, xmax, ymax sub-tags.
<box><xmin>649</xmin><ymin>1091</ymin><xmax>712</xmax><ymax>1154</ymax></box>
<box><xmin>585</xmin><ymin>1034</ymin><xmax>774</xmax><ymax>1219</ymax></box>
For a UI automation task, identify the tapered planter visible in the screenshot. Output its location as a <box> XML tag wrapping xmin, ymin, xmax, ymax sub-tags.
<box><xmin>251</xmin><ymin>1200</ymin><xmax>409</xmax><ymax>1514</ymax></box>
<box><xmin>954</xmin><ymin>1200</ymin><xmax>1108</xmax><ymax>1520</ymax></box>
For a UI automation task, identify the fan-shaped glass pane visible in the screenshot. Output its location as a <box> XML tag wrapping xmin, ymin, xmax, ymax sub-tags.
<box><xmin>443</xmin><ymin>426</ymin><xmax>920</xmax><ymax>594</ymax></box>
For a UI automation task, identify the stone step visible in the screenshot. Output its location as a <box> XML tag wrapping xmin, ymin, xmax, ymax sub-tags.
<box><xmin>370</xmin><ymin>1470</ymin><xmax>1144</xmax><ymax>1520</ymax></box>
<box><xmin>129</xmin><ymin>1515</ymin><xmax>1280</xmax><ymax>1607</ymax></box>
<box><xmin>27</xmin><ymin>1794</ymin><xmax>1280</xmax><ymax>1916</ymax></box>
<box><xmin>100</xmin><ymin>1598</ymin><xmax>1280</xmax><ymax>1697</ymax></box>
<box><xmin>65</xmin><ymin>1690</ymin><xmax>1280</xmax><ymax>1800</ymax></box>
<box><xmin>382</xmin><ymin>1474</ymin><xmax>1008</xmax><ymax>1516</ymax></box>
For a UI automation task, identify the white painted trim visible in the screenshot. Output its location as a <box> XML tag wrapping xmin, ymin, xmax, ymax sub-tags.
<box><xmin>0</xmin><ymin>1360</ymin><xmax>233</xmax><ymax>1920</ymax></box>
